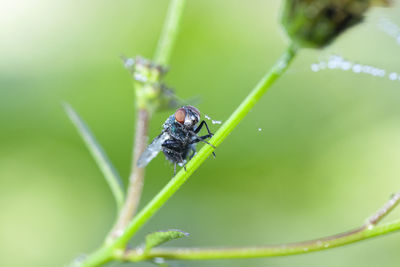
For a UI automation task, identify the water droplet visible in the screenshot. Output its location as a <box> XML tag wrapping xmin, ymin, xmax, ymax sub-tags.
<box><xmin>310</xmin><ymin>55</ymin><xmax>400</xmax><ymax>83</ymax></box>
<box><xmin>389</xmin><ymin>72</ymin><xmax>398</xmax><ymax>80</ymax></box>
<box><xmin>324</xmin><ymin>244</ymin><xmax>330</xmax><ymax>248</ymax></box>
<box><xmin>154</xmin><ymin>257</ymin><xmax>166</xmax><ymax>264</ymax></box>
<box><xmin>352</xmin><ymin>64</ymin><xmax>362</xmax><ymax>73</ymax></box>
<box><xmin>311</xmin><ymin>64</ymin><xmax>320</xmax><ymax>72</ymax></box>
<box><xmin>71</xmin><ymin>255</ymin><xmax>87</xmax><ymax>267</ymax></box>
<box><xmin>136</xmin><ymin>248</ymin><xmax>144</xmax><ymax>255</ymax></box>
<box><xmin>303</xmin><ymin>247</ymin><xmax>309</xmax><ymax>252</ymax></box>
<box><xmin>378</xmin><ymin>18</ymin><xmax>400</xmax><ymax>45</ymax></box>
<box><xmin>341</xmin><ymin>61</ymin><xmax>352</xmax><ymax>71</ymax></box>
<box><xmin>124</xmin><ymin>58</ymin><xmax>135</xmax><ymax>68</ymax></box>
<box><xmin>328</xmin><ymin>61</ymin><xmax>339</xmax><ymax>69</ymax></box>
<box><xmin>258</xmin><ymin>128</ymin><xmax>262</xmax><ymax>132</ymax></box>
<box><xmin>362</xmin><ymin>65</ymin><xmax>373</xmax><ymax>74</ymax></box>
<box><xmin>367</xmin><ymin>224</ymin><xmax>374</xmax><ymax>230</ymax></box>
<box><xmin>134</xmin><ymin>73</ymin><xmax>147</xmax><ymax>82</ymax></box>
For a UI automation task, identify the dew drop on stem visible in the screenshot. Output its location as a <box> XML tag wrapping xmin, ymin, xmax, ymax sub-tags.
<box><xmin>311</xmin><ymin>55</ymin><xmax>400</xmax><ymax>83</ymax></box>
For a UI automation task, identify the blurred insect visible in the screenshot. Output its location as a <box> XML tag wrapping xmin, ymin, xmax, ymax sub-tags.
<box><xmin>137</xmin><ymin>106</ymin><xmax>216</xmax><ymax>175</ymax></box>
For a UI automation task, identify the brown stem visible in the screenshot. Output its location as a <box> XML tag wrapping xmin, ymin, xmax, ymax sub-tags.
<box><xmin>109</xmin><ymin>108</ymin><xmax>150</xmax><ymax>239</ymax></box>
<box><xmin>366</xmin><ymin>192</ymin><xmax>400</xmax><ymax>225</ymax></box>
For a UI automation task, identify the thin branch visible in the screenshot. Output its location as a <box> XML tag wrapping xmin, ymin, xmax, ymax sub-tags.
<box><xmin>118</xmin><ymin>192</ymin><xmax>400</xmax><ymax>261</ymax></box>
<box><xmin>73</xmin><ymin>190</ymin><xmax>400</xmax><ymax>267</ymax></box>
<box><xmin>109</xmin><ymin>109</ymin><xmax>149</xmax><ymax>239</ymax></box>
<box><xmin>153</xmin><ymin>0</ymin><xmax>186</xmax><ymax>65</ymax></box>
<box><xmin>64</xmin><ymin>103</ymin><xmax>124</xmax><ymax>210</ymax></box>
<box><xmin>122</xmin><ymin>220</ymin><xmax>400</xmax><ymax>261</ymax></box>
<box><xmin>106</xmin><ymin>0</ymin><xmax>187</xmax><ymax>240</ymax></box>
<box><xmin>366</xmin><ymin>192</ymin><xmax>400</xmax><ymax>225</ymax></box>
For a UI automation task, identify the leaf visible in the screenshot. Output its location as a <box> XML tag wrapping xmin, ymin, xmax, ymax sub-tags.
<box><xmin>145</xmin><ymin>229</ymin><xmax>189</xmax><ymax>252</ymax></box>
<box><xmin>64</xmin><ymin>103</ymin><xmax>124</xmax><ymax>209</ymax></box>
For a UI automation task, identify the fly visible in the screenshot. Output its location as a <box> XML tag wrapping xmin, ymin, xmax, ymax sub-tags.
<box><xmin>137</xmin><ymin>105</ymin><xmax>215</xmax><ymax>175</ymax></box>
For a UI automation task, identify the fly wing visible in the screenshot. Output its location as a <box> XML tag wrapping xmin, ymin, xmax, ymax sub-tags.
<box><xmin>137</xmin><ymin>132</ymin><xmax>169</xmax><ymax>168</ymax></box>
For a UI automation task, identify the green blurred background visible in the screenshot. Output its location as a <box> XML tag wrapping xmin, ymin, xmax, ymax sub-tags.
<box><xmin>1</xmin><ymin>1</ymin><xmax>400</xmax><ymax>266</ymax></box>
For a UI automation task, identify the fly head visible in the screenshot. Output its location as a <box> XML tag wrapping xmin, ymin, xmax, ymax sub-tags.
<box><xmin>174</xmin><ymin>105</ymin><xmax>200</xmax><ymax>129</ymax></box>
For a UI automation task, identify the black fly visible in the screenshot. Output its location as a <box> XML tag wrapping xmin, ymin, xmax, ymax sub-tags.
<box><xmin>137</xmin><ymin>106</ymin><xmax>215</xmax><ymax>175</ymax></box>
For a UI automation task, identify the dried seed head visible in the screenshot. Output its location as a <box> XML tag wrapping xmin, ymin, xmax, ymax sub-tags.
<box><xmin>281</xmin><ymin>0</ymin><xmax>391</xmax><ymax>49</ymax></box>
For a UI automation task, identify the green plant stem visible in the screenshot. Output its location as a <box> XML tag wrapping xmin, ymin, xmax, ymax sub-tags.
<box><xmin>110</xmin><ymin>44</ymin><xmax>298</xmax><ymax>249</ymax></box>
<box><xmin>64</xmin><ymin>104</ymin><xmax>124</xmax><ymax>210</ymax></box>
<box><xmin>118</xmin><ymin>192</ymin><xmax>400</xmax><ymax>261</ymax></box>
<box><xmin>153</xmin><ymin>0</ymin><xmax>186</xmax><ymax>65</ymax></box>
<box><xmin>75</xmin><ymin>247</ymin><xmax>112</xmax><ymax>267</ymax></box>
<box><xmin>73</xmin><ymin>191</ymin><xmax>400</xmax><ymax>266</ymax></box>
<box><xmin>109</xmin><ymin>109</ymin><xmax>149</xmax><ymax>239</ymax></box>
<box><xmin>122</xmin><ymin>219</ymin><xmax>400</xmax><ymax>261</ymax></box>
<box><xmin>107</xmin><ymin>0</ymin><xmax>187</xmax><ymax>240</ymax></box>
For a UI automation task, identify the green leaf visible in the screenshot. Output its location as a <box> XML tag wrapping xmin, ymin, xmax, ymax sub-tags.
<box><xmin>145</xmin><ymin>229</ymin><xmax>189</xmax><ymax>252</ymax></box>
<box><xmin>64</xmin><ymin>103</ymin><xmax>124</xmax><ymax>210</ymax></box>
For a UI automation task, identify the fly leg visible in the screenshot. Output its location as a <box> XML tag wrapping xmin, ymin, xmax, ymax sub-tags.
<box><xmin>174</xmin><ymin>163</ymin><xmax>177</xmax><ymax>176</ymax></box>
<box><xmin>194</xmin><ymin>120</ymin><xmax>213</xmax><ymax>136</ymax></box>
<box><xmin>164</xmin><ymin>148</ymin><xmax>186</xmax><ymax>175</ymax></box>
<box><xmin>178</xmin><ymin>154</ymin><xmax>187</xmax><ymax>171</ymax></box>
<box><xmin>190</xmin><ymin>136</ymin><xmax>216</xmax><ymax>158</ymax></box>
<box><xmin>163</xmin><ymin>147</ymin><xmax>179</xmax><ymax>176</ymax></box>
<box><xmin>189</xmin><ymin>145</ymin><xmax>197</xmax><ymax>160</ymax></box>
<box><xmin>192</xmin><ymin>120</ymin><xmax>215</xmax><ymax>156</ymax></box>
<box><xmin>194</xmin><ymin>137</ymin><xmax>215</xmax><ymax>148</ymax></box>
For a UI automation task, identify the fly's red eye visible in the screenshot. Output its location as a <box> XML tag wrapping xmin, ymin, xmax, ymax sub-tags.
<box><xmin>175</xmin><ymin>108</ymin><xmax>186</xmax><ymax>124</ymax></box>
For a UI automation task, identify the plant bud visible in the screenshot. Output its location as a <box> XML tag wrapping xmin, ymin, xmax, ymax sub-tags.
<box><xmin>281</xmin><ymin>0</ymin><xmax>391</xmax><ymax>48</ymax></box>
<box><xmin>123</xmin><ymin>56</ymin><xmax>178</xmax><ymax>113</ymax></box>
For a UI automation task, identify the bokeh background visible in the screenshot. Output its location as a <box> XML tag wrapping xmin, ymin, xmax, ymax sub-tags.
<box><xmin>2</xmin><ymin>1</ymin><xmax>400</xmax><ymax>266</ymax></box>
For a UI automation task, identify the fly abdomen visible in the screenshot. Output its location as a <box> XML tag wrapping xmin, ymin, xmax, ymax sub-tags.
<box><xmin>162</xmin><ymin>138</ymin><xmax>190</xmax><ymax>164</ymax></box>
